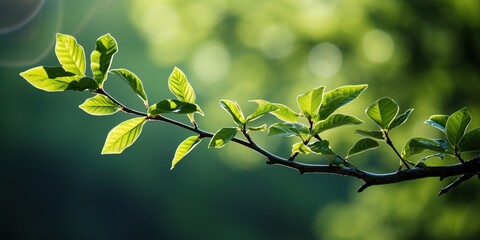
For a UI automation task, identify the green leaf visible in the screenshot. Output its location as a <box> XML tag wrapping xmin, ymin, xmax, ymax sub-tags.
<box><xmin>110</xmin><ymin>68</ymin><xmax>148</xmax><ymax>105</ymax></box>
<box><xmin>65</xmin><ymin>77</ymin><xmax>99</xmax><ymax>91</ymax></box>
<box><xmin>20</xmin><ymin>66</ymin><xmax>97</xmax><ymax>92</ymax></box>
<box><xmin>101</xmin><ymin>117</ymin><xmax>147</xmax><ymax>154</ymax></box>
<box><xmin>389</xmin><ymin>108</ymin><xmax>414</xmax><ymax>131</ymax></box>
<box><xmin>308</xmin><ymin>140</ymin><xmax>337</xmax><ymax>163</ymax></box>
<box><xmin>79</xmin><ymin>94</ymin><xmax>120</xmax><ymax>115</ymax></box>
<box><xmin>458</xmin><ymin>128</ymin><xmax>480</xmax><ymax>152</ymax></box>
<box><xmin>415</xmin><ymin>153</ymin><xmax>445</xmax><ymax>167</ymax></box>
<box><xmin>55</xmin><ymin>33</ymin><xmax>86</xmax><ymax>76</ymax></box>
<box><xmin>318</xmin><ymin>84</ymin><xmax>368</xmax><ymax>120</ymax></box>
<box><xmin>347</xmin><ymin>138</ymin><xmax>379</xmax><ymax>158</ymax></box>
<box><xmin>446</xmin><ymin>107</ymin><xmax>471</xmax><ymax>146</ymax></box>
<box><xmin>270</xmin><ymin>103</ymin><xmax>300</xmax><ymax>122</ymax></box>
<box><xmin>148</xmin><ymin>100</ymin><xmax>203</xmax><ymax>116</ymax></box>
<box><xmin>171</xmin><ymin>135</ymin><xmax>202</xmax><ymax>170</ymax></box>
<box><xmin>219</xmin><ymin>100</ymin><xmax>245</xmax><ymax>126</ymax></box>
<box><xmin>292</xmin><ymin>142</ymin><xmax>312</xmax><ymax>154</ymax></box>
<box><xmin>425</xmin><ymin>115</ymin><xmax>449</xmax><ymax>132</ymax></box>
<box><xmin>248</xmin><ymin>124</ymin><xmax>267</xmax><ymax>133</ymax></box>
<box><xmin>312</xmin><ymin>114</ymin><xmax>363</xmax><ymax>135</ymax></box>
<box><xmin>297</xmin><ymin>86</ymin><xmax>325</xmax><ymax>120</ymax></box>
<box><xmin>268</xmin><ymin>122</ymin><xmax>309</xmax><ymax>138</ymax></box>
<box><xmin>91</xmin><ymin>33</ymin><xmax>118</xmax><ymax>86</ymax></box>
<box><xmin>246</xmin><ymin>100</ymin><xmax>279</xmax><ymax>122</ymax></box>
<box><xmin>209</xmin><ymin>128</ymin><xmax>237</xmax><ymax>148</ymax></box>
<box><xmin>355</xmin><ymin>130</ymin><xmax>385</xmax><ymax>140</ymax></box>
<box><xmin>401</xmin><ymin>137</ymin><xmax>449</xmax><ymax>159</ymax></box>
<box><xmin>365</xmin><ymin>97</ymin><xmax>399</xmax><ymax>130</ymax></box>
<box><xmin>168</xmin><ymin>67</ymin><xmax>196</xmax><ymax>104</ymax></box>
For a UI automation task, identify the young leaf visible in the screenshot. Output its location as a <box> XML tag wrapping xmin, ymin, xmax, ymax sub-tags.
<box><xmin>458</xmin><ymin>128</ymin><xmax>480</xmax><ymax>153</ymax></box>
<box><xmin>446</xmin><ymin>107</ymin><xmax>471</xmax><ymax>146</ymax></box>
<box><xmin>401</xmin><ymin>137</ymin><xmax>449</xmax><ymax>159</ymax></box>
<box><xmin>292</xmin><ymin>142</ymin><xmax>312</xmax><ymax>154</ymax></box>
<box><xmin>101</xmin><ymin>117</ymin><xmax>147</xmax><ymax>154</ymax></box>
<box><xmin>79</xmin><ymin>94</ymin><xmax>120</xmax><ymax>115</ymax></box>
<box><xmin>171</xmin><ymin>135</ymin><xmax>202</xmax><ymax>170</ymax></box>
<box><xmin>168</xmin><ymin>67</ymin><xmax>196</xmax><ymax>104</ymax></box>
<box><xmin>20</xmin><ymin>66</ymin><xmax>88</xmax><ymax>92</ymax></box>
<box><xmin>355</xmin><ymin>129</ymin><xmax>385</xmax><ymax>140</ymax></box>
<box><xmin>148</xmin><ymin>100</ymin><xmax>203</xmax><ymax>116</ymax></box>
<box><xmin>65</xmin><ymin>77</ymin><xmax>99</xmax><ymax>91</ymax></box>
<box><xmin>389</xmin><ymin>108</ymin><xmax>414</xmax><ymax>131</ymax></box>
<box><xmin>110</xmin><ymin>69</ymin><xmax>148</xmax><ymax>105</ymax></box>
<box><xmin>425</xmin><ymin>114</ymin><xmax>449</xmax><ymax>133</ymax></box>
<box><xmin>219</xmin><ymin>100</ymin><xmax>245</xmax><ymax>126</ymax></box>
<box><xmin>55</xmin><ymin>33</ymin><xmax>86</xmax><ymax>76</ymax></box>
<box><xmin>245</xmin><ymin>100</ymin><xmax>279</xmax><ymax>122</ymax></box>
<box><xmin>308</xmin><ymin>140</ymin><xmax>337</xmax><ymax>163</ymax></box>
<box><xmin>365</xmin><ymin>97</ymin><xmax>399</xmax><ymax>130</ymax></box>
<box><xmin>297</xmin><ymin>86</ymin><xmax>325</xmax><ymax>120</ymax></box>
<box><xmin>91</xmin><ymin>33</ymin><xmax>118</xmax><ymax>86</ymax></box>
<box><xmin>312</xmin><ymin>114</ymin><xmax>363</xmax><ymax>135</ymax></box>
<box><xmin>270</xmin><ymin>103</ymin><xmax>300</xmax><ymax>122</ymax></box>
<box><xmin>248</xmin><ymin>124</ymin><xmax>267</xmax><ymax>133</ymax></box>
<box><xmin>318</xmin><ymin>84</ymin><xmax>368</xmax><ymax>120</ymax></box>
<box><xmin>415</xmin><ymin>153</ymin><xmax>445</xmax><ymax>167</ymax></box>
<box><xmin>268</xmin><ymin>122</ymin><xmax>309</xmax><ymax>138</ymax></box>
<box><xmin>209</xmin><ymin>128</ymin><xmax>237</xmax><ymax>148</ymax></box>
<box><xmin>347</xmin><ymin>138</ymin><xmax>379</xmax><ymax>158</ymax></box>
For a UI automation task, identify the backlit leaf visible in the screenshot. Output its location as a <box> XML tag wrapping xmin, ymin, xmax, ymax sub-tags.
<box><xmin>458</xmin><ymin>128</ymin><xmax>480</xmax><ymax>152</ymax></box>
<box><xmin>268</xmin><ymin>122</ymin><xmax>309</xmax><ymax>138</ymax></box>
<box><xmin>401</xmin><ymin>137</ymin><xmax>449</xmax><ymax>159</ymax></box>
<box><xmin>171</xmin><ymin>135</ymin><xmax>202</xmax><ymax>170</ymax></box>
<box><xmin>101</xmin><ymin>117</ymin><xmax>147</xmax><ymax>154</ymax></box>
<box><xmin>270</xmin><ymin>103</ymin><xmax>300</xmax><ymax>122</ymax></box>
<box><xmin>248</xmin><ymin>124</ymin><xmax>267</xmax><ymax>133</ymax></box>
<box><xmin>148</xmin><ymin>100</ymin><xmax>203</xmax><ymax>116</ymax></box>
<box><xmin>168</xmin><ymin>67</ymin><xmax>196</xmax><ymax>104</ymax></box>
<box><xmin>209</xmin><ymin>128</ymin><xmax>237</xmax><ymax>148</ymax></box>
<box><xmin>55</xmin><ymin>33</ymin><xmax>86</xmax><ymax>76</ymax></box>
<box><xmin>110</xmin><ymin>68</ymin><xmax>148</xmax><ymax>104</ymax></box>
<box><xmin>425</xmin><ymin>115</ymin><xmax>449</xmax><ymax>133</ymax></box>
<box><xmin>297</xmin><ymin>86</ymin><xmax>325</xmax><ymax>120</ymax></box>
<box><xmin>79</xmin><ymin>94</ymin><xmax>120</xmax><ymax>115</ymax></box>
<box><xmin>292</xmin><ymin>142</ymin><xmax>312</xmax><ymax>154</ymax></box>
<box><xmin>318</xmin><ymin>84</ymin><xmax>368</xmax><ymax>120</ymax></box>
<box><xmin>347</xmin><ymin>138</ymin><xmax>379</xmax><ymax>158</ymax></box>
<box><xmin>91</xmin><ymin>33</ymin><xmax>117</xmax><ymax>86</ymax></box>
<box><xmin>246</xmin><ymin>100</ymin><xmax>279</xmax><ymax>122</ymax></box>
<box><xmin>389</xmin><ymin>108</ymin><xmax>414</xmax><ymax>131</ymax></box>
<box><xmin>446</xmin><ymin>107</ymin><xmax>471</xmax><ymax>146</ymax></box>
<box><xmin>20</xmin><ymin>66</ymin><xmax>95</xmax><ymax>92</ymax></box>
<box><xmin>220</xmin><ymin>100</ymin><xmax>245</xmax><ymax>126</ymax></box>
<box><xmin>366</xmin><ymin>97</ymin><xmax>399</xmax><ymax>130</ymax></box>
<box><xmin>312</xmin><ymin>114</ymin><xmax>363</xmax><ymax>135</ymax></box>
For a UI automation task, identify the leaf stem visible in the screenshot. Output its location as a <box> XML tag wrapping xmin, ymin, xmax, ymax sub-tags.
<box><xmin>384</xmin><ymin>132</ymin><xmax>411</xmax><ymax>169</ymax></box>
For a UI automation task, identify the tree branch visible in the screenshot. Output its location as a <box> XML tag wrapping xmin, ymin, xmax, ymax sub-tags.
<box><xmin>95</xmin><ymin>88</ymin><xmax>480</xmax><ymax>194</ymax></box>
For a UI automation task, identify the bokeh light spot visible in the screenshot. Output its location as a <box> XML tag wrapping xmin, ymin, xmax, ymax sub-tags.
<box><xmin>190</xmin><ymin>41</ymin><xmax>231</xmax><ymax>83</ymax></box>
<box><xmin>308</xmin><ymin>42</ymin><xmax>343</xmax><ymax>78</ymax></box>
<box><xmin>362</xmin><ymin>29</ymin><xmax>395</xmax><ymax>63</ymax></box>
<box><xmin>259</xmin><ymin>25</ymin><xmax>295</xmax><ymax>59</ymax></box>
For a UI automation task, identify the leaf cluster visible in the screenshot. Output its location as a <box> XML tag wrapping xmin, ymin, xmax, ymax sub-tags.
<box><xmin>20</xmin><ymin>34</ymin><xmax>480</xmax><ymax>194</ymax></box>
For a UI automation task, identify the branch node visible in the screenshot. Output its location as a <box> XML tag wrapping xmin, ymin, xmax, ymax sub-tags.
<box><xmin>438</xmin><ymin>173</ymin><xmax>474</xmax><ymax>196</ymax></box>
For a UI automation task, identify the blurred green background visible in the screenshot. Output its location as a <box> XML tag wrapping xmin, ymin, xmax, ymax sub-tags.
<box><xmin>1</xmin><ymin>0</ymin><xmax>479</xmax><ymax>239</ymax></box>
